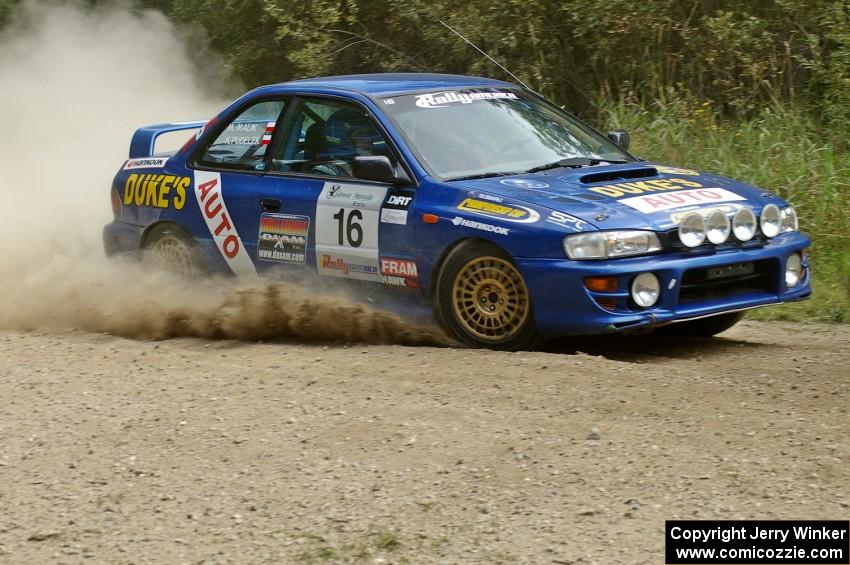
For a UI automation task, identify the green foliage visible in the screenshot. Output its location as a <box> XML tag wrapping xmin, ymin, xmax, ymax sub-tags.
<box><xmin>134</xmin><ymin>0</ymin><xmax>850</xmax><ymax>131</ymax></box>
<box><xmin>600</xmin><ymin>95</ymin><xmax>850</xmax><ymax>322</ymax></box>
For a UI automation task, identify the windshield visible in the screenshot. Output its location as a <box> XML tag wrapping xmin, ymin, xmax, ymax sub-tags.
<box><xmin>379</xmin><ymin>89</ymin><xmax>634</xmax><ymax>180</ymax></box>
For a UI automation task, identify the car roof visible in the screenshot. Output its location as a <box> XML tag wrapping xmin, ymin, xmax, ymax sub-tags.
<box><xmin>271</xmin><ymin>73</ymin><xmax>516</xmax><ymax>96</ymax></box>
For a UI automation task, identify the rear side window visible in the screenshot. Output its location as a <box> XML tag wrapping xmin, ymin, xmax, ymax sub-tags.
<box><xmin>197</xmin><ymin>100</ymin><xmax>287</xmax><ymax>171</ymax></box>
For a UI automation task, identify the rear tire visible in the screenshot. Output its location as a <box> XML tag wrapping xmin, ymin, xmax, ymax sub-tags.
<box><xmin>142</xmin><ymin>224</ymin><xmax>206</xmax><ymax>279</ymax></box>
<box><xmin>434</xmin><ymin>241</ymin><xmax>539</xmax><ymax>350</ymax></box>
<box><xmin>660</xmin><ymin>311</ymin><xmax>745</xmax><ymax>337</ymax></box>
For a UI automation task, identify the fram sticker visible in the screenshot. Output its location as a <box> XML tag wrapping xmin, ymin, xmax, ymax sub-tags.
<box><xmin>380</xmin><ymin>257</ymin><xmax>419</xmax><ymax>288</ymax></box>
<box><xmin>620</xmin><ymin>188</ymin><xmax>745</xmax><ymax>213</ymax></box>
<box><xmin>123</xmin><ymin>157</ymin><xmax>169</xmax><ymax>170</ymax></box>
<box><xmin>193</xmin><ymin>171</ymin><xmax>256</xmax><ymax>276</ymax></box>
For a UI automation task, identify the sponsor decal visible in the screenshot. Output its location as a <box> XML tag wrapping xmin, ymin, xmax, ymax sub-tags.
<box><xmin>472</xmin><ymin>192</ymin><xmax>503</xmax><ymax>203</ymax></box>
<box><xmin>457</xmin><ymin>197</ymin><xmax>540</xmax><ymax>223</ymax></box>
<box><xmin>380</xmin><ymin>257</ymin><xmax>419</xmax><ymax>288</ymax></box>
<box><xmin>193</xmin><ymin>171</ymin><xmax>256</xmax><ymax>276</ymax></box>
<box><xmin>621</xmin><ymin>188</ymin><xmax>746</xmax><ymax>213</ymax></box>
<box><xmin>257</xmin><ymin>214</ymin><xmax>309</xmax><ymax>264</ymax></box>
<box><xmin>589</xmin><ymin>177</ymin><xmax>704</xmax><ymax>198</ymax></box>
<box><xmin>654</xmin><ymin>165</ymin><xmax>699</xmax><ymax>176</ymax></box>
<box><xmin>324</xmin><ymin>183</ymin><xmax>376</xmax><ymax>207</ymax></box>
<box><xmin>321</xmin><ymin>255</ymin><xmax>378</xmax><ymax>276</ymax></box>
<box><xmin>451</xmin><ymin>216</ymin><xmax>509</xmax><ymax>235</ymax></box>
<box><xmin>380</xmin><ymin>208</ymin><xmax>408</xmax><ymax>225</ymax></box>
<box><xmin>123</xmin><ymin>174</ymin><xmax>189</xmax><ymax>209</ymax></box>
<box><xmin>123</xmin><ymin>157</ymin><xmax>169</xmax><ymax>170</ymax></box>
<box><xmin>386</xmin><ymin>195</ymin><xmax>412</xmax><ymax>208</ymax></box>
<box><xmin>546</xmin><ymin>210</ymin><xmax>588</xmax><ymax>231</ymax></box>
<box><xmin>500</xmin><ymin>178</ymin><xmax>549</xmax><ymax>189</ymax></box>
<box><xmin>415</xmin><ymin>90</ymin><xmax>518</xmax><ymax>109</ymax></box>
<box><xmin>316</xmin><ymin>182</ymin><xmax>386</xmax><ymax>282</ymax></box>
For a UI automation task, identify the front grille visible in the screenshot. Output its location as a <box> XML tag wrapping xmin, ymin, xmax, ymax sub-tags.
<box><xmin>679</xmin><ymin>259</ymin><xmax>776</xmax><ymax>303</ymax></box>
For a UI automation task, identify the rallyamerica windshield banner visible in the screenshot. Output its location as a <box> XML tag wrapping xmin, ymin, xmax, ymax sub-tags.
<box><xmin>666</xmin><ymin>520</ymin><xmax>849</xmax><ymax>564</ymax></box>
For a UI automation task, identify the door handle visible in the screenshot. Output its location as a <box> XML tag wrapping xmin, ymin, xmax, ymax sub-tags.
<box><xmin>261</xmin><ymin>198</ymin><xmax>282</xmax><ymax>212</ymax></box>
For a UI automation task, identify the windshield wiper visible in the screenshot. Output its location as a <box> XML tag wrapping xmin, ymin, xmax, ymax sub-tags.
<box><xmin>525</xmin><ymin>157</ymin><xmax>628</xmax><ymax>174</ymax></box>
<box><xmin>446</xmin><ymin>171</ymin><xmax>521</xmax><ymax>182</ymax></box>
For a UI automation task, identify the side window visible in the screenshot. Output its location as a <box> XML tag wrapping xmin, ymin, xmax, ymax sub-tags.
<box><xmin>272</xmin><ymin>98</ymin><xmax>392</xmax><ymax>179</ymax></box>
<box><xmin>197</xmin><ymin>100</ymin><xmax>286</xmax><ymax>170</ymax></box>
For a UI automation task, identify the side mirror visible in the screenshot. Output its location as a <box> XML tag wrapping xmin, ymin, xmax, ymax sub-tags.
<box><xmin>607</xmin><ymin>130</ymin><xmax>630</xmax><ymax>150</ymax></box>
<box><xmin>353</xmin><ymin>156</ymin><xmax>411</xmax><ymax>184</ymax></box>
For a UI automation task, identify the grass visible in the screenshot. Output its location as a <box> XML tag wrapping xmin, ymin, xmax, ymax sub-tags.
<box><xmin>598</xmin><ymin>95</ymin><xmax>850</xmax><ymax>322</ymax></box>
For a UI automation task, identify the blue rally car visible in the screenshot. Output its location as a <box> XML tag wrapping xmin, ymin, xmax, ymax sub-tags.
<box><xmin>104</xmin><ymin>73</ymin><xmax>811</xmax><ymax>349</ymax></box>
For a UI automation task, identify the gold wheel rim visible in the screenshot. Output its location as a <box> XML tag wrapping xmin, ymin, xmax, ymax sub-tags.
<box><xmin>147</xmin><ymin>235</ymin><xmax>198</xmax><ymax>278</ymax></box>
<box><xmin>451</xmin><ymin>256</ymin><xmax>530</xmax><ymax>341</ymax></box>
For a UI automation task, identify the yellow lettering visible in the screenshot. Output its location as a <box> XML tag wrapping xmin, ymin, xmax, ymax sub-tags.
<box><xmin>173</xmin><ymin>177</ymin><xmax>189</xmax><ymax>210</ymax></box>
<box><xmin>611</xmin><ymin>183</ymin><xmax>645</xmax><ymax>195</ymax></box>
<box><xmin>646</xmin><ymin>179</ymin><xmax>676</xmax><ymax>190</ymax></box>
<box><xmin>134</xmin><ymin>175</ymin><xmax>147</xmax><ymax>206</ymax></box>
<box><xmin>124</xmin><ymin>174</ymin><xmax>138</xmax><ymax>205</ymax></box>
<box><xmin>589</xmin><ymin>185</ymin><xmax>625</xmax><ymax>197</ymax></box>
<box><xmin>144</xmin><ymin>175</ymin><xmax>160</xmax><ymax>207</ymax></box>
<box><xmin>671</xmin><ymin>177</ymin><xmax>703</xmax><ymax>188</ymax></box>
<box><xmin>158</xmin><ymin>176</ymin><xmax>173</xmax><ymax>208</ymax></box>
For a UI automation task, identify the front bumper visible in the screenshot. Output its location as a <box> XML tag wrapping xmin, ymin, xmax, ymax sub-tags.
<box><xmin>516</xmin><ymin>232</ymin><xmax>811</xmax><ymax>337</ymax></box>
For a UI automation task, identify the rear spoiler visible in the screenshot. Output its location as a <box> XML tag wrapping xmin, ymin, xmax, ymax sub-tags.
<box><xmin>128</xmin><ymin>120</ymin><xmax>209</xmax><ymax>158</ymax></box>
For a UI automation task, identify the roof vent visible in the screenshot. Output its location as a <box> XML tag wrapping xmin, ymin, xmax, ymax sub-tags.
<box><xmin>579</xmin><ymin>167</ymin><xmax>658</xmax><ymax>184</ymax></box>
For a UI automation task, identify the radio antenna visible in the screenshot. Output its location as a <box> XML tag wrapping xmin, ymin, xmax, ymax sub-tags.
<box><xmin>438</xmin><ymin>20</ymin><xmax>532</xmax><ymax>90</ymax></box>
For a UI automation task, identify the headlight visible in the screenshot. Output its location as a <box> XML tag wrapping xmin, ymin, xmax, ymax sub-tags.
<box><xmin>732</xmin><ymin>207</ymin><xmax>757</xmax><ymax>241</ymax></box>
<box><xmin>780</xmin><ymin>206</ymin><xmax>798</xmax><ymax>233</ymax></box>
<box><xmin>760</xmin><ymin>204</ymin><xmax>781</xmax><ymax>238</ymax></box>
<box><xmin>705</xmin><ymin>210</ymin><xmax>731</xmax><ymax>245</ymax></box>
<box><xmin>678</xmin><ymin>212</ymin><xmax>706</xmax><ymax>248</ymax></box>
<box><xmin>564</xmin><ymin>230</ymin><xmax>661</xmax><ymax>260</ymax></box>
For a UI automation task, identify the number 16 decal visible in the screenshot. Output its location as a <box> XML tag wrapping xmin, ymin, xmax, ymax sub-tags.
<box><xmin>315</xmin><ymin>182</ymin><xmax>387</xmax><ymax>282</ymax></box>
<box><xmin>333</xmin><ymin>208</ymin><xmax>363</xmax><ymax>247</ymax></box>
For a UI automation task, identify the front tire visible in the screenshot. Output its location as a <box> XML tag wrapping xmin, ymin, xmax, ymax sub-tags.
<box><xmin>142</xmin><ymin>224</ymin><xmax>206</xmax><ymax>279</ymax></box>
<box><xmin>660</xmin><ymin>311</ymin><xmax>745</xmax><ymax>337</ymax></box>
<box><xmin>434</xmin><ymin>241</ymin><xmax>539</xmax><ymax>350</ymax></box>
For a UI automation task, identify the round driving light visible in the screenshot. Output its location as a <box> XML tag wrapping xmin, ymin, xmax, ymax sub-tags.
<box><xmin>631</xmin><ymin>272</ymin><xmax>660</xmax><ymax>308</ymax></box>
<box><xmin>705</xmin><ymin>210</ymin><xmax>731</xmax><ymax>245</ymax></box>
<box><xmin>760</xmin><ymin>204</ymin><xmax>781</xmax><ymax>238</ymax></box>
<box><xmin>781</xmin><ymin>206</ymin><xmax>798</xmax><ymax>232</ymax></box>
<box><xmin>679</xmin><ymin>212</ymin><xmax>706</xmax><ymax>248</ymax></box>
<box><xmin>732</xmin><ymin>208</ymin><xmax>757</xmax><ymax>241</ymax></box>
<box><xmin>785</xmin><ymin>253</ymin><xmax>802</xmax><ymax>288</ymax></box>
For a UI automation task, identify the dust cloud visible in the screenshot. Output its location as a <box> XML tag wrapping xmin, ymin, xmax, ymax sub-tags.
<box><xmin>0</xmin><ymin>1</ymin><xmax>444</xmax><ymax>346</ymax></box>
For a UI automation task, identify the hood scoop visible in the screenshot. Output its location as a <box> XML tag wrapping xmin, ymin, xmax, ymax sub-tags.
<box><xmin>578</xmin><ymin>166</ymin><xmax>658</xmax><ymax>185</ymax></box>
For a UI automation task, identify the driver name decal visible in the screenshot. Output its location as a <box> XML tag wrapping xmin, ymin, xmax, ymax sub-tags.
<box><xmin>193</xmin><ymin>170</ymin><xmax>256</xmax><ymax>276</ymax></box>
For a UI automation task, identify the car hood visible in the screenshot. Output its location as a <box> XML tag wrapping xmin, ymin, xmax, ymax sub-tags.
<box><xmin>451</xmin><ymin>162</ymin><xmax>784</xmax><ymax>232</ymax></box>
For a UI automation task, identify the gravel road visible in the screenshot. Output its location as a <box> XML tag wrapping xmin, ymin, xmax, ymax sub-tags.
<box><xmin>0</xmin><ymin>320</ymin><xmax>847</xmax><ymax>564</ymax></box>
